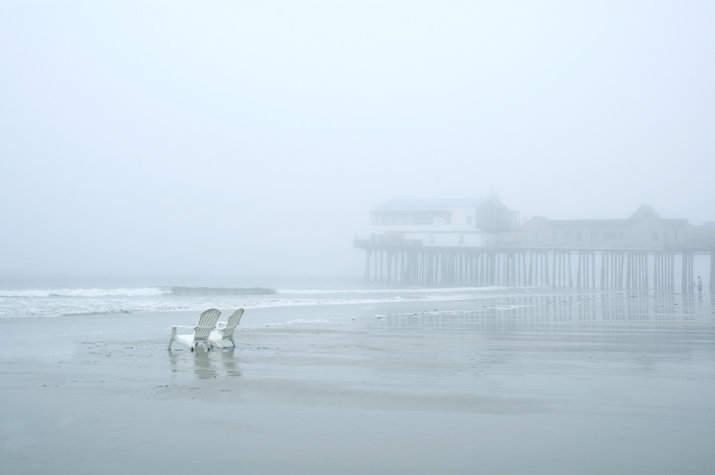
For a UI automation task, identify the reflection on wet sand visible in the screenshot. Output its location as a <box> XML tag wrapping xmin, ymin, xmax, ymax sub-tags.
<box><xmin>161</xmin><ymin>290</ymin><xmax>715</xmax><ymax>386</ymax></box>
<box><xmin>168</xmin><ymin>347</ymin><xmax>242</xmax><ymax>379</ymax></box>
<box><xmin>368</xmin><ymin>291</ymin><xmax>713</xmax><ymax>332</ymax></box>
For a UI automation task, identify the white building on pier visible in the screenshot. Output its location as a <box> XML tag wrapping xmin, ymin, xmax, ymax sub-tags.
<box><xmin>367</xmin><ymin>197</ymin><xmax>518</xmax><ymax>248</ymax></box>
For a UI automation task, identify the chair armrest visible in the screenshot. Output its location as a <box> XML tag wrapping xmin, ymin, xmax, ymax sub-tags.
<box><xmin>216</xmin><ymin>322</ymin><xmax>227</xmax><ymax>329</ymax></box>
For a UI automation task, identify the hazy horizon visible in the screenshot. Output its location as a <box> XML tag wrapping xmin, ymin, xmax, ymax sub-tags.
<box><xmin>2</xmin><ymin>1</ymin><xmax>714</xmax><ymax>279</ymax></box>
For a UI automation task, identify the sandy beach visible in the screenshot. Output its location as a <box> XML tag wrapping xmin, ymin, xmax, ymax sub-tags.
<box><xmin>1</xmin><ymin>291</ymin><xmax>714</xmax><ymax>474</ymax></box>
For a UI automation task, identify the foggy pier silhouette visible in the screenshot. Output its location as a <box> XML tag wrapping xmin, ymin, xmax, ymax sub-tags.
<box><xmin>355</xmin><ymin>202</ymin><xmax>715</xmax><ymax>293</ymax></box>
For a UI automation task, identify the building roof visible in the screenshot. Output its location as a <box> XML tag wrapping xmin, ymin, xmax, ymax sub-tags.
<box><xmin>523</xmin><ymin>206</ymin><xmax>690</xmax><ymax>230</ymax></box>
<box><xmin>372</xmin><ymin>198</ymin><xmax>491</xmax><ymax>210</ymax></box>
<box><xmin>545</xmin><ymin>219</ymin><xmax>629</xmax><ymax>229</ymax></box>
<box><xmin>629</xmin><ymin>204</ymin><xmax>661</xmax><ymax>220</ymax></box>
<box><xmin>662</xmin><ymin>219</ymin><xmax>689</xmax><ymax>227</ymax></box>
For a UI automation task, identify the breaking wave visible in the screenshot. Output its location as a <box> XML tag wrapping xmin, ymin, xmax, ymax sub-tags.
<box><xmin>275</xmin><ymin>286</ymin><xmax>508</xmax><ymax>294</ymax></box>
<box><xmin>169</xmin><ymin>287</ymin><xmax>275</xmax><ymax>296</ymax></box>
<box><xmin>0</xmin><ymin>293</ymin><xmax>478</xmax><ymax>319</ymax></box>
<box><xmin>0</xmin><ymin>287</ymin><xmax>169</xmax><ymax>298</ymax></box>
<box><xmin>0</xmin><ymin>286</ymin><xmax>276</xmax><ymax>298</ymax></box>
<box><xmin>0</xmin><ymin>283</ymin><xmax>528</xmax><ymax>319</ymax></box>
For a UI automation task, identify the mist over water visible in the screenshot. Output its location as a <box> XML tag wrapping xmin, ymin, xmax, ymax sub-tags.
<box><xmin>1</xmin><ymin>2</ymin><xmax>714</xmax><ymax>280</ymax></box>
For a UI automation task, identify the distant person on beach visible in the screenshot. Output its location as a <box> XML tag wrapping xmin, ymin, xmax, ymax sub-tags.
<box><xmin>697</xmin><ymin>276</ymin><xmax>702</xmax><ymax>294</ymax></box>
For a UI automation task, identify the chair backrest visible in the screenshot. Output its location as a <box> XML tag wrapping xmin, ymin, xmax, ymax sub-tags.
<box><xmin>194</xmin><ymin>308</ymin><xmax>221</xmax><ymax>339</ymax></box>
<box><xmin>220</xmin><ymin>308</ymin><xmax>244</xmax><ymax>337</ymax></box>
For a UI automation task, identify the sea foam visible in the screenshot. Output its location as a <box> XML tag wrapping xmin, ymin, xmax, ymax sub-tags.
<box><xmin>0</xmin><ymin>287</ymin><xmax>170</xmax><ymax>298</ymax></box>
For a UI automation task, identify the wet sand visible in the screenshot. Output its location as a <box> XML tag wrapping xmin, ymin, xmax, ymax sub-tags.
<box><xmin>1</xmin><ymin>292</ymin><xmax>714</xmax><ymax>474</ymax></box>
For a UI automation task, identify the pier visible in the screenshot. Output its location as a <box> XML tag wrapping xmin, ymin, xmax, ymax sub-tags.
<box><xmin>355</xmin><ymin>201</ymin><xmax>715</xmax><ymax>293</ymax></box>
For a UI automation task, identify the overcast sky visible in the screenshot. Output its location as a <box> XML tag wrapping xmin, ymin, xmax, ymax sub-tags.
<box><xmin>1</xmin><ymin>1</ymin><xmax>714</xmax><ymax>280</ymax></box>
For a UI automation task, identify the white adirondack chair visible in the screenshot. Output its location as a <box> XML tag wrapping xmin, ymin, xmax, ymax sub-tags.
<box><xmin>168</xmin><ymin>308</ymin><xmax>221</xmax><ymax>351</ymax></box>
<box><xmin>209</xmin><ymin>308</ymin><xmax>244</xmax><ymax>349</ymax></box>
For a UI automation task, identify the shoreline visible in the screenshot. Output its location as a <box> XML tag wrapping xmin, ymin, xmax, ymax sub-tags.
<box><xmin>1</xmin><ymin>292</ymin><xmax>714</xmax><ymax>474</ymax></box>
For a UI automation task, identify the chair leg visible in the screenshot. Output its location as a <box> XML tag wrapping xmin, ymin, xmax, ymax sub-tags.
<box><xmin>229</xmin><ymin>337</ymin><xmax>235</xmax><ymax>347</ymax></box>
<box><xmin>168</xmin><ymin>327</ymin><xmax>177</xmax><ymax>350</ymax></box>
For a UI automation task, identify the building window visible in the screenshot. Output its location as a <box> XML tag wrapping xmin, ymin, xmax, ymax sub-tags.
<box><xmin>619</xmin><ymin>232</ymin><xmax>626</xmax><ymax>240</ymax></box>
<box><xmin>537</xmin><ymin>231</ymin><xmax>543</xmax><ymax>242</ymax></box>
<box><xmin>552</xmin><ymin>231</ymin><xmax>558</xmax><ymax>242</ymax></box>
<box><xmin>576</xmin><ymin>231</ymin><xmax>582</xmax><ymax>242</ymax></box>
<box><xmin>603</xmin><ymin>232</ymin><xmax>616</xmax><ymax>240</ymax></box>
<box><xmin>459</xmin><ymin>235</ymin><xmax>464</xmax><ymax>244</ymax></box>
<box><xmin>371</xmin><ymin>210</ymin><xmax>453</xmax><ymax>225</ymax></box>
<box><xmin>466</xmin><ymin>216</ymin><xmax>472</xmax><ymax>225</ymax></box>
<box><xmin>430</xmin><ymin>234</ymin><xmax>434</xmax><ymax>244</ymax></box>
<box><xmin>652</xmin><ymin>232</ymin><xmax>659</xmax><ymax>241</ymax></box>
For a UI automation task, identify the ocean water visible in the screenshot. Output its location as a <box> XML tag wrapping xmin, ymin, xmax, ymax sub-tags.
<box><xmin>1</xmin><ymin>274</ymin><xmax>712</xmax><ymax>330</ymax></box>
<box><xmin>0</xmin><ymin>276</ymin><xmax>516</xmax><ymax>319</ymax></box>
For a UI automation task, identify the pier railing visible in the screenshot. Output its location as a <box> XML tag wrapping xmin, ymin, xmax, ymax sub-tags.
<box><xmin>355</xmin><ymin>238</ymin><xmax>715</xmax><ymax>254</ymax></box>
<box><xmin>353</xmin><ymin>239</ymin><xmax>423</xmax><ymax>249</ymax></box>
<box><xmin>664</xmin><ymin>240</ymin><xmax>715</xmax><ymax>252</ymax></box>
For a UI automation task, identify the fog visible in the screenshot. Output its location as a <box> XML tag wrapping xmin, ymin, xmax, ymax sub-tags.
<box><xmin>1</xmin><ymin>1</ymin><xmax>714</xmax><ymax>279</ymax></box>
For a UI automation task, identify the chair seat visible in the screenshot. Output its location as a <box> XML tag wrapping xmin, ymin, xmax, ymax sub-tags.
<box><xmin>174</xmin><ymin>334</ymin><xmax>196</xmax><ymax>346</ymax></box>
<box><xmin>168</xmin><ymin>308</ymin><xmax>221</xmax><ymax>351</ymax></box>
